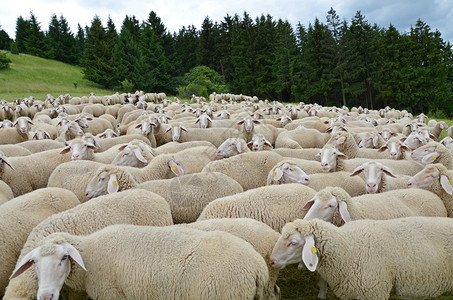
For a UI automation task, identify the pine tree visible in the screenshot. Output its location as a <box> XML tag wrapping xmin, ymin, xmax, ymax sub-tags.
<box><xmin>15</xmin><ymin>16</ymin><xmax>29</xmax><ymax>53</ymax></box>
<box><xmin>0</xmin><ymin>26</ymin><xmax>12</xmax><ymax>50</ymax></box>
<box><xmin>175</xmin><ymin>25</ymin><xmax>199</xmax><ymax>74</ymax></box>
<box><xmin>74</xmin><ymin>24</ymin><xmax>86</xmax><ymax>64</ymax></box>
<box><xmin>24</xmin><ymin>11</ymin><xmax>49</xmax><ymax>57</ymax></box>
<box><xmin>198</xmin><ymin>16</ymin><xmax>217</xmax><ymax>70</ymax></box>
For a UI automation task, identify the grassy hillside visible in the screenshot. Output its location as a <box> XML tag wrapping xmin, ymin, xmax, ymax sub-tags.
<box><xmin>0</xmin><ymin>51</ymin><xmax>113</xmax><ymax>101</ymax></box>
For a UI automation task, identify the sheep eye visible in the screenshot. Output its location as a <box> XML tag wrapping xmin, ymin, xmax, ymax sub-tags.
<box><xmin>61</xmin><ymin>255</ymin><xmax>68</xmax><ymax>261</ymax></box>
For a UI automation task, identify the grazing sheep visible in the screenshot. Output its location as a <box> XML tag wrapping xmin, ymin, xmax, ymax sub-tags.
<box><xmin>270</xmin><ymin>217</ymin><xmax>453</xmax><ymax>300</ymax></box>
<box><xmin>302</xmin><ymin>186</ymin><xmax>446</xmax><ymax>227</ymax></box>
<box><xmin>407</xmin><ymin>163</ymin><xmax>453</xmax><ymax>216</ymax></box>
<box><xmin>377</xmin><ymin>136</ymin><xmax>410</xmax><ymax>160</ymax></box>
<box><xmin>10</xmin><ymin>225</ymin><xmax>269</xmax><ymax>300</ymax></box>
<box><xmin>180</xmin><ymin>218</ymin><xmax>281</xmax><ymax>300</ymax></box>
<box><xmin>215</xmin><ymin>137</ymin><xmax>251</xmax><ymax>158</ymax></box>
<box><xmin>0</xmin><ymin>188</ymin><xmax>80</xmax><ymax>295</ymax></box>
<box><xmin>127</xmin><ymin>117</ymin><xmax>157</xmax><ymax>147</ymax></box>
<box><xmin>350</xmin><ymin>161</ymin><xmax>412</xmax><ymax>193</ymax></box>
<box><xmin>4</xmin><ymin>189</ymin><xmax>173</xmax><ymax>300</ymax></box>
<box><xmin>410</xmin><ymin>142</ymin><xmax>453</xmax><ymax>169</ymax></box>
<box><xmin>0</xmin><ymin>149</ymin><xmax>71</xmax><ymax>197</ymax></box>
<box><xmin>198</xmin><ymin>184</ymin><xmax>317</xmax><ymax>231</ymax></box>
<box><xmin>275</xmin><ymin>127</ymin><xmax>330</xmax><ymax>149</ymax></box>
<box><xmin>202</xmin><ymin>151</ymin><xmax>284</xmax><ymax>190</ymax></box>
<box><xmin>428</xmin><ymin>120</ymin><xmax>448</xmax><ymax>139</ymax></box>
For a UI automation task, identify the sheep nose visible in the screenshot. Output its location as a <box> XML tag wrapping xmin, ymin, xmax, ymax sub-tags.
<box><xmin>303</xmin><ymin>178</ymin><xmax>310</xmax><ymax>185</ymax></box>
<box><xmin>407</xmin><ymin>182</ymin><xmax>413</xmax><ymax>188</ymax></box>
<box><xmin>321</xmin><ymin>162</ymin><xmax>328</xmax><ymax>167</ymax></box>
<box><xmin>270</xmin><ymin>259</ymin><xmax>276</xmax><ymax>267</ymax></box>
<box><xmin>72</xmin><ymin>154</ymin><xmax>79</xmax><ymax>160</ymax></box>
<box><xmin>40</xmin><ymin>293</ymin><xmax>54</xmax><ymax>300</ymax></box>
<box><xmin>367</xmin><ymin>183</ymin><xmax>376</xmax><ymax>189</ymax></box>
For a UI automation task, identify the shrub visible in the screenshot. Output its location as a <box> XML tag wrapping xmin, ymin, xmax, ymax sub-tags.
<box><xmin>177</xmin><ymin>66</ymin><xmax>228</xmax><ymax>98</ymax></box>
<box><xmin>0</xmin><ymin>51</ymin><xmax>11</xmax><ymax>69</ymax></box>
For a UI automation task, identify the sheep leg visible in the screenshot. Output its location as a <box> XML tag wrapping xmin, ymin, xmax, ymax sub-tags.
<box><xmin>317</xmin><ymin>275</ymin><xmax>329</xmax><ymax>300</ymax></box>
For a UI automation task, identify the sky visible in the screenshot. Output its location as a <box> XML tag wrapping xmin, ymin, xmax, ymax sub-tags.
<box><xmin>1</xmin><ymin>0</ymin><xmax>453</xmax><ymax>43</ymax></box>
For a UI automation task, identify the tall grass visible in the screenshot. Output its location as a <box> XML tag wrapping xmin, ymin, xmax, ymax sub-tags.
<box><xmin>0</xmin><ymin>51</ymin><xmax>113</xmax><ymax>101</ymax></box>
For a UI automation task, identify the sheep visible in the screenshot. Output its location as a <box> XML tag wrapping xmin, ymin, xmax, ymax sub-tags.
<box><xmin>0</xmin><ymin>149</ymin><xmax>71</xmax><ymax>197</ymax></box>
<box><xmin>448</xmin><ymin>125</ymin><xmax>453</xmax><ymax>138</ymax></box>
<box><xmin>272</xmin><ymin>148</ymin><xmax>321</xmax><ymax>160</ymax></box>
<box><xmin>94</xmin><ymin>134</ymin><xmax>151</xmax><ymax>152</ymax></box>
<box><xmin>356</xmin><ymin>131</ymin><xmax>385</xmax><ymax>149</ymax></box>
<box><xmin>198</xmin><ymin>183</ymin><xmax>317</xmax><ymax>231</ymax></box>
<box><xmin>59</xmin><ymin>138</ymin><xmax>120</xmax><ymax>163</ymax></box>
<box><xmin>52</xmin><ymin>146</ymin><xmax>215</xmax><ymax>202</ymax></box>
<box><xmin>284</xmin><ymin>118</ymin><xmax>328</xmax><ymax>132</ymax></box>
<box><xmin>215</xmin><ymin>137</ymin><xmax>251</xmax><ymax>158</ymax></box>
<box><xmin>81</xmin><ymin>103</ymin><xmax>105</xmax><ymax>117</ymax></box>
<box><xmin>96</xmin><ymin>128</ymin><xmax>119</xmax><ymax>139</ymax></box>
<box><xmin>275</xmin><ymin>127</ymin><xmax>330</xmax><ymax>149</ymax></box>
<box><xmin>428</xmin><ymin>120</ymin><xmax>448</xmax><ymax>139</ymax></box>
<box><xmin>0</xmin><ymin>188</ymin><xmax>80</xmax><ymax>295</ymax></box>
<box><xmin>377</xmin><ymin>136</ymin><xmax>410</xmax><ymax>160</ymax></box>
<box><xmin>58</xmin><ymin>120</ymin><xmax>84</xmax><ymax>141</ymax></box>
<box><xmin>302</xmin><ymin>186</ymin><xmax>446</xmax><ymax>228</ymax></box>
<box><xmin>0</xmin><ymin>144</ymin><xmax>32</xmax><ymax>157</ymax></box>
<box><xmin>111</xmin><ymin>141</ymin><xmax>155</xmax><ymax>168</ymax></box>
<box><xmin>10</xmin><ymin>225</ymin><xmax>269</xmax><ymax>300</ymax></box>
<box><xmin>195</xmin><ymin>113</ymin><xmax>212</xmax><ymax>128</ymax></box>
<box><xmin>135</xmin><ymin>172</ymin><xmax>244</xmax><ymax>223</ymax></box>
<box><xmin>237</xmin><ymin>117</ymin><xmax>278</xmax><ymax>143</ymax></box>
<box><xmin>127</xmin><ymin>117</ymin><xmax>157</xmax><ymax>147</ymax></box>
<box><xmin>248</xmin><ymin>134</ymin><xmax>273</xmax><ymax>151</ymax></box>
<box><xmin>327</xmin><ymin>131</ymin><xmax>389</xmax><ymax>159</ymax></box>
<box><xmin>0</xmin><ymin>180</ymin><xmax>13</xmax><ymax>205</ymax></box>
<box><xmin>270</xmin><ymin>217</ymin><xmax>453</xmax><ymax>300</ymax></box>
<box><xmin>180</xmin><ymin>218</ymin><xmax>281</xmax><ymax>300</ymax></box>
<box><xmin>16</xmin><ymin>139</ymin><xmax>65</xmax><ymax>153</ymax></box>
<box><xmin>152</xmin><ymin>140</ymin><xmax>214</xmax><ymax>155</ymax></box>
<box><xmin>407</xmin><ymin>163</ymin><xmax>453</xmax><ymax>216</ymax></box>
<box><xmin>0</xmin><ymin>117</ymin><xmax>33</xmax><ymax>144</ymax></box>
<box><xmin>30</xmin><ymin>122</ymin><xmax>58</xmax><ymax>139</ymax></box>
<box><xmin>202</xmin><ymin>151</ymin><xmax>284</xmax><ymax>190</ymax></box>
<box><xmin>410</xmin><ymin>142</ymin><xmax>453</xmax><ymax>169</ymax></box>
<box><xmin>167</xmin><ymin>123</ymin><xmax>245</xmax><ymax>147</ymax></box>
<box><xmin>4</xmin><ymin>189</ymin><xmax>173</xmax><ymax>300</ymax></box>
<box><xmin>350</xmin><ymin>161</ymin><xmax>412</xmax><ymax>193</ymax></box>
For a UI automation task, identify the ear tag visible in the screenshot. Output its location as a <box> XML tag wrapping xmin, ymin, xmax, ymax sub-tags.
<box><xmin>340</xmin><ymin>138</ymin><xmax>344</xmax><ymax>142</ymax></box>
<box><xmin>171</xmin><ymin>165</ymin><xmax>176</xmax><ymax>171</ymax></box>
<box><xmin>448</xmin><ymin>179</ymin><xmax>451</xmax><ymax>185</ymax></box>
<box><xmin>113</xmin><ymin>180</ymin><xmax>118</xmax><ymax>186</ymax></box>
<box><xmin>312</xmin><ymin>246</ymin><xmax>317</xmax><ymax>254</ymax></box>
<box><xmin>274</xmin><ymin>170</ymin><xmax>277</xmax><ymax>177</ymax></box>
<box><xmin>432</xmin><ymin>156</ymin><xmax>437</xmax><ymax>160</ymax></box>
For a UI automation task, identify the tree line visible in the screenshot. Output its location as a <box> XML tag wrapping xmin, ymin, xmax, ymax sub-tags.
<box><xmin>1</xmin><ymin>9</ymin><xmax>452</xmax><ymax>116</ymax></box>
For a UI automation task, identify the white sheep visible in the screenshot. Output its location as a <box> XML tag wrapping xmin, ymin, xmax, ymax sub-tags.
<box><xmin>202</xmin><ymin>151</ymin><xmax>284</xmax><ymax>190</ymax></box>
<box><xmin>152</xmin><ymin>140</ymin><xmax>214</xmax><ymax>155</ymax></box>
<box><xmin>248</xmin><ymin>134</ymin><xmax>273</xmax><ymax>151</ymax></box>
<box><xmin>167</xmin><ymin>123</ymin><xmax>245</xmax><ymax>147</ymax></box>
<box><xmin>0</xmin><ymin>180</ymin><xmax>13</xmax><ymax>205</ymax></box>
<box><xmin>407</xmin><ymin>163</ymin><xmax>453</xmax><ymax>216</ymax></box>
<box><xmin>111</xmin><ymin>141</ymin><xmax>154</xmax><ymax>168</ymax></box>
<box><xmin>0</xmin><ymin>188</ymin><xmax>79</xmax><ymax>295</ymax></box>
<box><xmin>180</xmin><ymin>218</ymin><xmax>281</xmax><ymax>300</ymax></box>
<box><xmin>350</xmin><ymin>161</ymin><xmax>412</xmax><ymax>193</ymax></box>
<box><xmin>215</xmin><ymin>137</ymin><xmax>251</xmax><ymax>158</ymax></box>
<box><xmin>16</xmin><ymin>139</ymin><xmax>65</xmax><ymax>153</ymax></box>
<box><xmin>198</xmin><ymin>183</ymin><xmax>317</xmax><ymax>231</ymax></box>
<box><xmin>0</xmin><ymin>149</ymin><xmax>71</xmax><ymax>197</ymax></box>
<box><xmin>0</xmin><ymin>117</ymin><xmax>33</xmax><ymax>144</ymax></box>
<box><xmin>270</xmin><ymin>217</ymin><xmax>453</xmax><ymax>299</ymax></box>
<box><xmin>275</xmin><ymin>127</ymin><xmax>330</xmax><ymax>149</ymax></box>
<box><xmin>410</xmin><ymin>142</ymin><xmax>453</xmax><ymax>169</ymax></box>
<box><xmin>0</xmin><ymin>144</ymin><xmax>32</xmax><ymax>156</ymax></box>
<box><xmin>377</xmin><ymin>136</ymin><xmax>410</xmax><ymax>160</ymax></box>
<box><xmin>96</xmin><ymin>128</ymin><xmax>119</xmax><ymax>139</ymax></box>
<box><xmin>302</xmin><ymin>186</ymin><xmax>446</xmax><ymax>227</ymax></box>
<box><xmin>59</xmin><ymin>138</ymin><xmax>120</xmax><ymax>163</ymax></box>
<box><xmin>4</xmin><ymin>189</ymin><xmax>173</xmax><ymax>300</ymax></box>
<box><xmin>94</xmin><ymin>134</ymin><xmax>151</xmax><ymax>152</ymax></box>
<box><xmin>10</xmin><ymin>225</ymin><xmax>269</xmax><ymax>300</ymax></box>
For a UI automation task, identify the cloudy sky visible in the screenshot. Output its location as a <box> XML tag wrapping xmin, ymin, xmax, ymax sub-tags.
<box><xmin>1</xmin><ymin>0</ymin><xmax>453</xmax><ymax>43</ymax></box>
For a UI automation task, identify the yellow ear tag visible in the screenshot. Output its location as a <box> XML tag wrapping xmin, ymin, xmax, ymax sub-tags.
<box><xmin>312</xmin><ymin>246</ymin><xmax>317</xmax><ymax>254</ymax></box>
<box><xmin>448</xmin><ymin>179</ymin><xmax>451</xmax><ymax>185</ymax></box>
<box><xmin>340</xmin><ymin>138</ymin><xmax>344</xmax><ymax>142</ymax></box>
<box><xmin>273</xmin><ymin>170</ymin><xmax>277</xmax><ymax>177</ymax></box>
<box><xmin>432</xmin><ymin>156</ymin><xmax>437</xmax><ymax>160</ymax></box>
<box><xmin>171</xmin><ymin>165</ymin><xmax>176</xmax><ymax>171</ymax></box>
<box><xmin>113</xmin><ymin>180</ymin><xmax>118</xmax><ymax>186</ymax></box>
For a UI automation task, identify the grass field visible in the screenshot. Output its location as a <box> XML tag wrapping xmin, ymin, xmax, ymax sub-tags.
<box><xmin>0</xmin><ymin>51</ymin><xmax>113</xmax><ymax>101</ymax></box>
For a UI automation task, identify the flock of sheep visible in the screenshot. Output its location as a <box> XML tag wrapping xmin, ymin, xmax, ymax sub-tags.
<box><xmin>0</xmin><ymin>91</ymin><xmax>452</xmax><ymax>300</ymax></box>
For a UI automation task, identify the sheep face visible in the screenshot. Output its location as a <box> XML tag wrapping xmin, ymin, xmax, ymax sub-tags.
<box><xmin>32</xmin><ymin>130</ymin><xmax>51</xmax><ymax>140</ymax></box>
<box><xmin>410</xmin><ymin>143</ymin><xmax>439</xmax><ymax>163</ymax></box>
<box><xmin>112</xmin><ymin>145</ymin><xmax>148</xmax><ymax>168</ymax></box>
<box><xmin>135</xmin><ymin>120</ymin><xmax>155</xmax><ymax>136</ymax></box>
<box><xmin>350</xmin><ymin>162</ymin><xmax>396</xmax><ymax>194</ymax></box>
<box><xmin>357</xmin><ymin>133</ymin><xmax>379</xmax><ymax>149</ymax></box>
<box><xmin>318</xmin><ymin>146</ymin><xmax>347</xmax><ymax>172</ymax></box>
<box><xmin>269</xmin><ymin>231</ymin><xmax>305</xmax><ymax>270</ymax></box>
<box><xmin>60</xmin><ymin>139</ymin><xmax>95</xmax><ymax>161</ymax></box>
<box><xmin>85</xmin><ymin>171</ymin><xmax>112</xmax><ymax>199</ymax></box>
<box><xmin>98</xmin><ymin>129</ymin><xmax>118</xmax><ymax>139</ymax></box>
<box><xmin>406</xmin><ymin>166</ymin><xmax>440</xmax><ymax>189</ymax></box>
<box><xmin>195</xmin><ymin>114</ymin><xmax>212</xmax><ymax>129</ymax></box>
<box><xmin>272</xmin><ymin>163</ymin><xmax>310</xmax><ymax>185</ymax></box>
<box><xmin>277</xmin><ymin>115</ymin><xmax>292</xmax><ymax>127</ymax></box>
<box><xmin>248</xmin><ymin>135</ymin><xmax>272</xmax><ymax>152</ymax></box>
<box><xmin>378</xmin><ymin>139</ymin><xmax>409</xmax><ymax>160</ymax></box>
<box><xmin>303</xmin><ymin>191</ymin><xmax>339</xmax><ymax>222</ymax></box>
<box><xmin>166</xmin><ymin>125</ymin><xmax>187</xmax><ymax>142</ymax></box>
<box><xmin>238</xmin><ymin>117</ymin><xmax>259</xmax><ymax>133</ymax></box>
<box><xmin>10</xmin><ymin>242</ymin><xmax>86</xmax><ymax>300</ymax></box>
<box><xmin>14</xmin><ymin>117</ymin><xmax>33</xmax><ymax>134</ymax></box>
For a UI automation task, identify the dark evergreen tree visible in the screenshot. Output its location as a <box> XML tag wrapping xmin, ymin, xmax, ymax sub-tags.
<box><xmin>175</xmin><ymin>25</ymin><xmax>199</xmax><ymax>74</ymax></box>
<box><xmin>15</xmin><ymin>16</ymin><xmax>29</xmax><ymax>53</ymax></box>
<box><xmin>74</xmin><ymin>24</ymin><xmax>86</xmax><ymax>64</ymax></box>
<box><xmin>24</xmin><ymin>11</ymin><xmax>49</xmax><ymax>57</ymax></box>
<box><xmin>198</xmin><ymin>16</ymin><xmax>218</xmax><ymax>70</ymax></box>
<box><xmin>0</xmin><ymin>26</ymin><xmax>12</xmax><ymax>50</ymax></box>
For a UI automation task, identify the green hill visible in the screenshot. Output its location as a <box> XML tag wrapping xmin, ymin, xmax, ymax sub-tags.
<box><xmin>0</xmin><ymin>51</ymin><xmax>113</xmax><ymax>101</ymax></box>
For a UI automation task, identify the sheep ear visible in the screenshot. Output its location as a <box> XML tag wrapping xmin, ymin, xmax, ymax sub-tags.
<box><xmin>302</xmin><ymin>199</ymin><xmax>314</xmax><ymax>211</ymax></box>
<box><xmin>180</xmin><ymin>126</ymin><xmax>188</xmax><ymax>133</ymax></box>
<box><xmin>350</xmin><ymin>166</ymin><xmax>364</xmax><ymax>176</ymax></box>
<box><xmin>63</xmin><ymin>243</ymin><xmax>86</xmax><ymax>271</ymax></box>
<box><xmin>264</xmin><ymin>139</ymin><xmax>273</xmax><ymax>148</ymax></box>
<box><xmin>86</xmin><ymin>143</ymin><xmax>96</xmax><ymax>150</ymax></box>
<box><xmin>44</xmin><ymin>131</ymin><xmax>51</xmax><ymax>139</ymax></box>
<box><xmin>118</xmin><ymin>144</ymin><xmax>127</xmax><ymax>151</ymax></box>
<box><xmin>302</xmin><ymin>235</ymin><xmax>318</xmax><ymax>272</ymax></box>
<box><xmin>195</xmin><ymin>118</ymin><xmax>200</xmax><ymax>124</ymax></box>
<box><xmin>237</xmin><ymin>120</ymin><xmax>245</xmax><ymax>125</ymax></box>
<box><xmin>165</xmin><ymin>126</ymin><xmax>172</xmax><ymax>133</ymax></box>
<box><xmin>337</xmin><ymin>152</ymin><xmax>348</xmax><ymax>160</ymax></box>
<box><xmin>315</xmin><ymin>153</ymin><xmax>321</xmax><ymax>160</ymax></box>
<box><xmin>273</xmin><ymin>167</ymin><xmax>284</xmax><ymax>181</ymax></box>
<box><xmin>135</xmin><ymin>123</ymin><xmax>142</xmax><ymax>129</ymax></box>
<box><xmin>440</xmin><ymin>175</ymin><xmax>453</xmax><ymax>195</ymax></box>
<box><xmin>107</xmin><ymin>174</ymin><xmax>119</xmax><ymax>194</ymax></box>
<box><xmin>339</xmin><ymin>201</ymin><xmax>351</xmax><ymax>222</ymax></box>
<box><xmin>10</xmin><ymin>247</ymin><xmax>40</xmax><ymax>279</ymax></box>
<box><xmin>253</xmin><ymin>120</ymin><xmax>261</xmax><ymax>124</ymax></box>
<box><xmin>133</xmin><ymin>148</ymin><xmax>148</xmax><ymax>163</ymax></box>
<box><xmin>235</xmin><ymin>140</ymin><xmax>242</xmax><ymax>153</ymax></box>
<box><xmin>381</xmin><ymin>166</ymin><xmax>396</xmax><ymax>178</ymax></box>
<box><xmin>422</xmin><ymin>152</ymin><xmax>440</xmax><ymax>164</ymax></box>
<box><xmin>372</xmin><ymin>136</ymin><xmax>379</xmax><ymax>147</ymax></box>
<box><xmin>377</xmin><ymin>145</ymin><xmax>388</xmax><ymax>152</ymax></box>
<box><xmin>429</xmin><ymin>133</ymin><xmax>437</xmax><ymax>141</ymax></box>
<box><xmin>169</xmin><ymin>160</ymin><xmax>186</xmax><ymax>177</ymax></box>
<box><xmin>60</xmin><ymin>146</ymin><xmax>71</xmax><ymax>155</ymax></box>
<box><xmin>400</xmin><ymin>144</ymin><xmax>410</xmax><ymax>152</ymax></box>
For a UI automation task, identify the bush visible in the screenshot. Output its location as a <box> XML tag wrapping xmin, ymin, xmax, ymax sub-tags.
<box><xmin>121</xmin><ymin>79</ymin><xmax>134</xmax><ymax>92</ymax></box>
<box><xmin>0</xmin><ymin>51</ymin><xmax>11</xmax><ymax>69</ymax></box>
<box><xmin>10</xmin><ymin>42</ymin><xmax>19</xmax><ymax>55</ymax></box>
<box><xmin>177</xmin><ymin>66</ymin><xmax>228</xmax><ymax>98</ymax></box>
